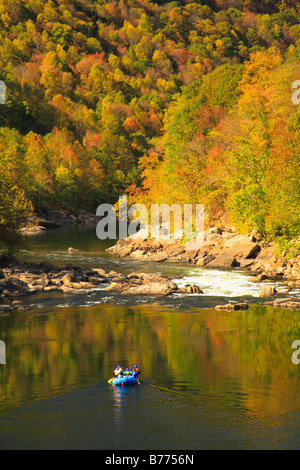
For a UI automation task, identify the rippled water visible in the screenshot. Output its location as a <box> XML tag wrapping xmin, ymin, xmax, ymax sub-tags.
<box><xmin>174</xmin><ymin>268</ymin><xmax>280</xmax><ymax>297</ymax></box>
<box><xmin>0</xmin><ymin>225</ymin><xmax>299</xmax><ymax>450</ymax></box>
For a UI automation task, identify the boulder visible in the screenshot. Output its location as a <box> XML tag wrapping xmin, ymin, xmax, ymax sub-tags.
<box><xmin>105</xmin><ymin>282</ymin><xmax>129</xmax><ymax>293</ymax></box>
<box><xmin>139</xmin><ymin>273</ymin><xmax>171</xmax><ymax>283</ymax></box>
<box><xmin>272</xmin><ymin>298</ymin><xmax>300</xmax><ymax>310</ymax></box>
<box><xmin>146</xmin><ymin>252</ymin><xmax>168</xmax><ymax>262</ymax></box>
<box><xmin>88</xmin><ymin>276</ymin><xmax>107</xmax><ymax>284</ymax></box>
<box><xmin>186</xmin><ymin>284</ymin><xmax>203</xmax><ymax>294</ymax></box>
<box><xmin>126</xmin><ymin>272</ymin><xmax>143</xmax><ymax>280</ymax></box>
<box><xmin>260</xmin><ymin>285</ymin><xmax>277</xmax><ymax>297</ymax></box>
<box><xmin>184</xmin><ymin>238</ymin><xmax>204</xmax><ymax>251</ymax></box>
<box><xmin>287</xmin><ymin>280</ymin><xmax>300</xmax><ymax>289</ymax></box>
<box><xmin>215</xmin><ymin>303</ymin><xmax>249</xmax><ymax>311</ymax></box>
<box><xmin>250</xmin><ymin>229</ymin><xmax>264</xmax><ymax>242</ymax></box>
<box><xmin>67</xmin><ymin>247</ymin><xmax>80</xmax><ymax>253</ymax></box>
<box><xmin>206</xmin><ymin>252</ymin><xmax>239</xmax><ymax>269</ymax></box>
<box><xmin>44</xmin><ymin>286</ymin><xmax>61</xmax><ymax>292</ymax></box>
<box><xmin>92</xmin><ymin>268</ymin><xmax>107</xmax><ymax>277</ymax></box>
<box><xmin>108</xmin><ymin>237</ymin><xmax>155</xmax><ymax>258</ymax></box>
<box><xmin>122</xmin><ymin>281</ymin><xmax>178</xmax><ymax>297</ymax></box>
<box><xmin>0</xmin><ymin>279</ymin><xmax>32</xmax><ymax>296</ymax></box>
<box><xmin>222</xmin><ymin>235</ymin><xmax>261</xmax><ymax>260</ymax></box>
<box><xmin>21</xmin><ymin>226</ymin><xmax>46</xmax><ymax>235</ymax></box>
<box><xmin>61</xmin><ymin>272</ymin><xmax>76</xmax><ymax>286</ymax></box>
<box><xmin>164</xmin><ymin>245</ymin><xmax>185</xmax><ymax>258</ymax></box>
<box><xmin>238</xmin><ymin>259</ymin><xmax>254</xmax><ymax>268</ymax></box>
<box><xmin>196</xmin><ymin>254</ymin><xmax>215</xmax><ymax>267</ymax></box>
<box><xmin>249</xmin><ymin>274</ymin><xmax>269</xmax><ymax>282</ymax></box>
<box><xmin>108</xmin><ymin>270</ymin><xmax>121</xmax><ymax>278</ymax></box>
<box><xmin>0</xmin><ymin>305</ymin><xmax>12</xmax><ymax>312</ymax></box>
<box><xmin>205</xmin><ymin>232</ymin><xmax>222</xmax><ymax>243</ymax></box>
<box><xmin>249</xmin><ymin>245</ymin><xmax>279</xmax><ymax>274</ymax></box>
<box><xmin>60</xmin><ymin>285</ymin><xmax>85</xmax><ymax>294</ymax></box>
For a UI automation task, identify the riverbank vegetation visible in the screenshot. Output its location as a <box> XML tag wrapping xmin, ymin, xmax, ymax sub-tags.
<box><xmin>0</xmin><ymin>0</ymin><xmax>300</xmax><ymax>252</ymax></box>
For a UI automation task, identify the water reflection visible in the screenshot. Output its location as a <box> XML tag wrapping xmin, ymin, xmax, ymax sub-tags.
<box><xmin>113</xmin><ymin>385</ymin><xmax>126</xmax><ymax>426</ymax></box>
<box><xmin>112</xmin><ymin>384</ymin><xmax>139</xmax><ymax>426</ymax></box>
<box><xmin>0</xmin><ymin>302</ymin><xmax>299</xmax><ymax>420</ymax></box>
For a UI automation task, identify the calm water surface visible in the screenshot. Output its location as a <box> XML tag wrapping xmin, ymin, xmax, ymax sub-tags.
<box><xmin>0</xmin><ymin>225</ymin><xmax>299</xmax><ymax>449</ymax></box>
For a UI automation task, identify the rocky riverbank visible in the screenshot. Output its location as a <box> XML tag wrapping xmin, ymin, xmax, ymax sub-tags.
<box><xmin>106</xmin><ymin>227</ymin><xmax>300</xmax><ymax>310</ymax></box>
<box><xmin>0</xmin><ymin>254</ymin><xmax>189</xmax><ymax>313</ymax></box>
<box><xmin>1</xmin><ymin>225</ymin><xmax>300</xmax><ymax>313</ymax></box>
<box><xmin>21</xmin><ymin>209</ymin><xmax>101</xmax><ymax>235</ymax></box>
<box><xmin>106</xmin><ymin>227</ymin><xmax>300</xmax><ymax>279</ymax></box>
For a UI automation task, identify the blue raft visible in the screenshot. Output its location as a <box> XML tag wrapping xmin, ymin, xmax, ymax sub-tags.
<box><xmin>110</xmin><ymin>375</ymin><xmax>139</xmax><ymax>386</ymax></box>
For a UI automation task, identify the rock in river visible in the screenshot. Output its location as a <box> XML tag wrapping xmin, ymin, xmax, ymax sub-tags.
<box><xmin>260</xmin><ymin>285</ymin><xmax>277</xmax><ymax>297</ymax></box>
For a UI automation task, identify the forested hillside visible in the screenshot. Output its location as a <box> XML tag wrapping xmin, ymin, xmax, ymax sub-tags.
<box><xmin>0</xmin><ymin>0</ymin><xmax>300</xmax><ymax>251</ymax></box>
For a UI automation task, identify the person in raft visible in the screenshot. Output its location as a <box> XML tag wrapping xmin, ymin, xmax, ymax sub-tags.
<box><xmin>132</xmin><ymin>365</ymin><xmax>140</xmax><ymax>379</ymax></box>
<box><xmin>113</xmin><ymin>365</ymin><xmax>124</xmax><ymax>378</ymax></box>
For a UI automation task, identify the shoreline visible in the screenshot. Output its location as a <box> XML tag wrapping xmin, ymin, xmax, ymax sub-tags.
<box><xmin>105</xmin><ymin>226</ymin><xmax>300</xmax><ymax>310</ymax></box>
<box><xmin>20</xmin><ymin>208</ymin><xmax>300</xmax><ymax>284</ymax></box>
<box><xmin>20</xmin><ymin>209</ymin><xmax>101</xmax><ymax>235</ymax></box>
<box><xmin>0</xmin><ymin>254</ymin><xmax>190</xmax><ymax>312</ymax></box>
<box><xmin>106</xmin><ymin>226</ymin><xmax>300</xmax><ymax>281</ymax></box>
<box><xmin>1</xmin><ymin>221</ymin><xmax>300</xmax><ymax>313</ymax></box>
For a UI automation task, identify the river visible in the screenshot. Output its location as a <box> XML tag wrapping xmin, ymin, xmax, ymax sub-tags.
<box><xmin>0</xmin><ymin>224</ymin><xmax>299</xmax><ymax>450</ymax></box>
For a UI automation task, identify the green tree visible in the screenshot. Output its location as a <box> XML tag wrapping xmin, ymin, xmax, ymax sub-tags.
<box><xmin>0</xmin><ymin>165</ymin><xmax>33</xmax><ymax>253</ymax></box>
